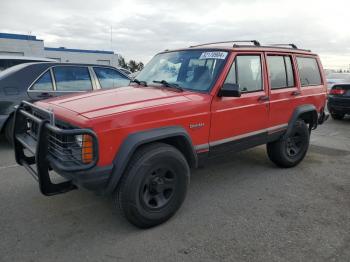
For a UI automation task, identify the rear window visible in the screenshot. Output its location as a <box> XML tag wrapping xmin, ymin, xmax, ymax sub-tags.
<box><xmin>296</xmin><ymin>57</ymin><xmax>322</xmax><ymax>86</ymax></box>
<box><xmin>53</xmin><ymin>66</ymin><xmax>93</xmax><ymax>91</ymax></box>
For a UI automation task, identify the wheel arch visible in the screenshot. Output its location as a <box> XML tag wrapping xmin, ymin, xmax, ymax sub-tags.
<box><xmin>105</xmin><ymin>126</ymin><xmax>197</xmax><ymax>194</ymax></box>
<box><xmin>284</xmin><ymin>104</ymin><xmax>318</xmax><ymax>138</ymax></box>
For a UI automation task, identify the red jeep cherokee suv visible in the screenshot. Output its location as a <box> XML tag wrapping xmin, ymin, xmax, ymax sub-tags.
<box><xmin>13</xmin><ymin>41</ymin><xmax>328</xmax><ymax>228</ymax></box>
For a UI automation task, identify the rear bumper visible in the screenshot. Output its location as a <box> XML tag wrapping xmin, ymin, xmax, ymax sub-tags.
<box><xmin>317</xmin><ymin>110</ymin><xmax>329</xmax><ymax>125</ymax></box>
<box><xmin>327</xmin><ymin>98</ymin><xmax>350</xmax><ymax>114</ymax></box>
<box><xmin>328</xmin><ymin>97</ymin><xmax>350</xmax><ymax>114</ymax></box>
<box><xmin>13</xmin><ymin>101</ymin><xmax>106</xmax><ymax>196</ymax></box>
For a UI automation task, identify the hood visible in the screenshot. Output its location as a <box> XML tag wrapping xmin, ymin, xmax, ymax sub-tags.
<box><xmin>39</xmin><ymin>86</ymin><xmax>192</xmax><ymax>119</ymax></box>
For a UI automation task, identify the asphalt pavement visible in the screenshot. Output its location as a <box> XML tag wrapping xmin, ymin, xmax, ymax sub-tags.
<box><xmin>0</xmin><ymin>118</ymin><xmax>349</xmax><ymax>262</ymax></box>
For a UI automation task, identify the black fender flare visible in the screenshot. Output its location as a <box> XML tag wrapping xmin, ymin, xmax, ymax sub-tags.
<box><xmin>105</xmin><ymin>126</ymin><xmax>197</xmax><ymax>194</ymax></box>
<box><xmin>284</xmin><ymin>104</ymin><xmax>318</xmax><ymax>139</ymax></box>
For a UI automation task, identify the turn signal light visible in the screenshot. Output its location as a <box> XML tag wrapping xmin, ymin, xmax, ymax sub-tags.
<box><xmin>82</xmin><ymin>135</ymin><xmax>94</xmax><ymax>164</ymax></box>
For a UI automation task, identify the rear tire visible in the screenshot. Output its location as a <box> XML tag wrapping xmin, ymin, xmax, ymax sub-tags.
<box><xmin>4</xmin><ymin>115</ymin><xmax>14</xmax><ymax>145</ymax></box>
<box><xmin>116</xmin><ymin>142</ymin><xmax>190</xmax><ymax>228</ymax></box>
<box><xmin>330</xmin><ymin>112</ymin><xmax>345</xmax><ymax>120</ymax></box>
<box><xmin>267</xmin><ymin>120</ymin><xmax>309</xmax><ymax>168</ymax></box>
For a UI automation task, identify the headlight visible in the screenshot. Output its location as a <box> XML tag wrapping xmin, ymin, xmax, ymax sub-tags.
<box><xmin>75</xmin><ymin>135</ymin><xmax>83</xmax><ymax>147</ymax></box>
<box><xmin>75</xmin><ymin>134</ymin><xmax>94</xmax><ymax>164</ymax></box>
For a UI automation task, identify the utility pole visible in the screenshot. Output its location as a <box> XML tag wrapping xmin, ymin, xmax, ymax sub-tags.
<box><xmin>110</xmin><ymin>26</ymin><xmax>113</xmax><ymax>51</ymax></box>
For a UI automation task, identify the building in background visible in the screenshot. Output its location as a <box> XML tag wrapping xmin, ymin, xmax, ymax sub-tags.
<box><xmin>0</xmin><ymin>32</ymin><xmax>120</xmax><ymax>67</ymax></box>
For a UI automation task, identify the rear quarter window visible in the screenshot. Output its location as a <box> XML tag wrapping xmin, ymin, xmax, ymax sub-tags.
<box><xmin>296</xmin><ymin>57</ymin><xmax>322</xmax><ymax>86</ymax></box>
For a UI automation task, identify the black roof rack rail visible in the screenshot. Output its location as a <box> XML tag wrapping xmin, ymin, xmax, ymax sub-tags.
<box><xmin>190</xmin><ymin>40</ymin><xmax>261</xmax><ymax>48</ymax></box>
<box><xmin>267</xmin><ymin>43</ymin><xmax>298</xmax><ymax>49</ymax></box>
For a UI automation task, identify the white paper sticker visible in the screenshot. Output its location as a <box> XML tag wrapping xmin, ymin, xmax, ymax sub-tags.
<box><xmin>199</xmin><ymin>51</ymin><xmax>228</xmax><ymax>60</ymax></box>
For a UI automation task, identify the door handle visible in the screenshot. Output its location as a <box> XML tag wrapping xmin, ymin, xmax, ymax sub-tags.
<box><xmin>38</xmin><ymin>93</ymin><xmax>53</xmax><ymax>98</ymax></box>
<box><xmin>291</xmin><ymin>91</ymin><xmax>301</xmax><ymax>96</ymax></box>
<box><xmin>258</xmin><ymin>95</ymin><xmax>269</xmax><ymax>102</ymax></box>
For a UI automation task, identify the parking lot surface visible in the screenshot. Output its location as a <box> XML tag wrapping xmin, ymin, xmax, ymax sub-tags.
<box><xmin>0</xmin><ymin>118</ymin><xmax>349</xmax><ymax>262</ymax></box>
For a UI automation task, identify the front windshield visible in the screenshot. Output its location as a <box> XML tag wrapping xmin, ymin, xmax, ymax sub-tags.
<box><xmin>136</xmin><ymin>50</ymin><xmax>229</xmax><ymax>92</ymax></box>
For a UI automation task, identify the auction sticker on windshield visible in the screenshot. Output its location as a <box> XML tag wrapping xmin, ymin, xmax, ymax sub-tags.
<box><xmin>199</xmin><ymin>51</ymin><xmax>228</xmax><ymax>60</ymax></box>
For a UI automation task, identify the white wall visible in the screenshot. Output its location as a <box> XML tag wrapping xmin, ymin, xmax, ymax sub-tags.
<box><xmin>0</xmin><ymin>38</ymin><xmax>45</xmax><ymax>57</ymax></box>
<box><xmin>0</xmin><ymin>37</ymin><xmax>120</xmax><ymax>67</ymax></box>
<box><xmin>44</xmin><ymin>50</ymin><xmax>120</xmax><ymax>67</ymax></box>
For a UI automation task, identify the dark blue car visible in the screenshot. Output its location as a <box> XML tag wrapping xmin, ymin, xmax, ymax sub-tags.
<box><xmin>0</xmin><ymin>62</ymin><xmax>130</xmax><ymax>142</ymax></box>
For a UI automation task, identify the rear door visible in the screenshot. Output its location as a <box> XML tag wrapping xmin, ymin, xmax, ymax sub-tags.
<box><xmin>266</xmin><ymin>53</ymin><xmax>300</xmax><ymax>127</ymax></box>
<box><xmin>52</xmin><ymin>65</ymin><xmax>94</xmax><ymax>96</ymax></box>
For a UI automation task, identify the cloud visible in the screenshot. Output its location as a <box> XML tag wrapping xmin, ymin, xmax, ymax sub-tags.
<box><xmin>0</xmin><ymin>0</ymin><xmax>349</xmax><ymax>68</ymax></box>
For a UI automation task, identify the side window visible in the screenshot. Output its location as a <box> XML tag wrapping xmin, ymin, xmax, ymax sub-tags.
<box><xmin>267</xmin><ymin>55</ymin><xmax>295</xmax><ymax>89</ymax></box>
<box><xmin>93</xmin><ymin>67</ymin><xmax>130</xmax><ymax>89</ymax></box>
<box><xmin>31</xmin><ymin>71</ymin><xmax>54</xmax><ymax>91</ymax></box>
<box><xmin>296</xmin><ymin>57</ymin><xmax>322</xmax><ymax>86</ymax></box>
<box><xmin>53</xmin><ymin>66</ymin><xmax>93</xmax><ymax>91</ymax></box>
<box><xmin>224</xmin><ymin>55</ymin><xmax>262</xmax><ymax>93</ymax></box>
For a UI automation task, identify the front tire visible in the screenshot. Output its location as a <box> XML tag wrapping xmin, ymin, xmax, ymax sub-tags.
<box><xmin>267</xmin><ymin>120</ymin><xmax>310</xmax><ymax>168</ymax></box>
<box><xmin>116</xmin><ymin>143</ymin><xmax>190</xmax><ymax>228</ymax></box>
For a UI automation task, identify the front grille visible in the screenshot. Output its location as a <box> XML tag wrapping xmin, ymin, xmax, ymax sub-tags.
<box><xmin>25</xmin><ymin>109</ymin><xmax>94</xmax><ymax>168</ymax></box>
<box><xmin>48</xmin><ymin>131</ymin><xmax>93</xmax><ymax>166</ymax></box>
<box><xmin>15</xmin><ymin>101</ymin><xmax>98</xmax><ymax>173</ymax></box>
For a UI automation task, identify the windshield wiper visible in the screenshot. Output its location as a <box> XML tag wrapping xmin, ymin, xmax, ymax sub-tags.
<box><xmin>153</xmin><ymin>80</ymin><xmax>183</xmax><ymax>92</ymax></box>
<box><xmin>131</xmin><ymin>78</ymin><xmax>147</xmax><ymax>86</ymax></box>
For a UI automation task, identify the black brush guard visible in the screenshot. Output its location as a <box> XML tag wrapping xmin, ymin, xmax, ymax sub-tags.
<box><xmin>13</xmin><ymin>101</ymin><xmax>98</xmax><ymax>196</ymax></box>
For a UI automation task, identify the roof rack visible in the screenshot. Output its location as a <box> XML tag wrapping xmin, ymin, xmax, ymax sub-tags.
<box><xmin>189</xmin><ymin>40</ymin><xmax>261</xmax><ymax>48</ymax></box>
<box><xmin>267</xmin><ymin>43</ymin><xmax>298</xmax><ymax>49</ymax></box>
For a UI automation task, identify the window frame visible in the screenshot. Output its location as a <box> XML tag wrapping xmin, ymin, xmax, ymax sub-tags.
<box><xmin>52</xmin><ymin>65</ymin><xmax>95</xmax><ymax>92</ymax></box>
<box><xmin>295</xmin><ymin>55</ymin><xmax>323</xmax><ymax>87</ymax></box>
<box><xmin>266</xmin><ymin>54</ymin><xmax>297</xmax><ymax>90</ymax></box>
<box><xmin>223</xmin><ymin>53</ymin><xmax>264</xmax><ymax>94</ymax></box>
<box><xmin>92</xmin><ymin>66</ymin><xmax>130</xmax><ymax>89</ymax></box>
<box><xmin>28</xmin><ymin>68</ymin><xmax>55</xmax><ymax>92</ymax></box>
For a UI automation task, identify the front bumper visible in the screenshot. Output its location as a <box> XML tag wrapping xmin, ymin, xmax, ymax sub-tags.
<box><xmin>13</xmin><ymin>101</ymin><xmax>108</xmax><ymax>196</ymax></box>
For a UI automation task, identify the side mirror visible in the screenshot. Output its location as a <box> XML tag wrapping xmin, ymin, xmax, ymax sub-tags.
<box><xmin>218</xmin><ymin>83</ymin><xmax>241</xmax><ymax>97</ymax></box>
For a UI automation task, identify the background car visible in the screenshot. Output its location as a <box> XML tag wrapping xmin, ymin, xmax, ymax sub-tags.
<box><xmin>328</xmin><ymin>84</ymin><xmax>350</xmax><ymax>120</ymax></box>
<box><xmin>0</xmin><ymin>62</ymin><xmax>130</xmax><ymax>142</ymax></box>
<box><xmin>326</xmin><ymin>73</ymin><xmax>350</xmax><ymax>91</ymax></box>
<box><xmin>0</xmin><ymin>55</ymin><xmax>55</xmax><ymax>72</ymax></box>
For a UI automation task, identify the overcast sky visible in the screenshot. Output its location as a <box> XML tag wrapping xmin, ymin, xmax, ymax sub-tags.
<box><xmin>1</xmin><ymin>0</ymin><xmax>349</xmax><ymax>69</ymax></box>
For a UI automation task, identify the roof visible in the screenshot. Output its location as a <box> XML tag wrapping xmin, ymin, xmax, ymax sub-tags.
<box><xmin>0</xmin><ymin>33</ymin><xmax>43</xmax><ymax>42</ymax></box>
<box><xmin>44</xmin><ymin>47</ymin><xmax>114</xmax><ymax>55</ymax></box>
<box><xmin>0</xmin><ymin>55</ymin><xmax>55</xmax><ymax>61</ymax></box>
<box><xmin>0</xmin><ymin>62</ymin><xmax>130</xmax><ymax>79</ymax></box>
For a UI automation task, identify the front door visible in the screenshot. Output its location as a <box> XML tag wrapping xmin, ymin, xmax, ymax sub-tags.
<box><xmin>209</xmin><ymin>53</ymin><xmax>270</xmax><ymax>154</ymax></box>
